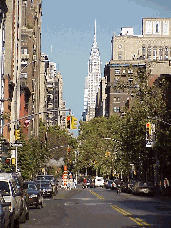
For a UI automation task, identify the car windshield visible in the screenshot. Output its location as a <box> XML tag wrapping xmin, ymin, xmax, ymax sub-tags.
<box><xmin>36</xmin><ymin>181</ymin><xmax>50</xmax><ymax>185</ymax></box>
<box><xmin>37</xmin><ymin>176</ymin><xmax>53</xmax><ymax>181</ymax></box>
<box><xmin>28</xmin><ymin>184</ymin><xmax>37</xmax><ymax>190</ymax></box>
<box><xmin>40</xmin><ymin>184</ymin><xmax>51</xmax><ymax>188</ymax></box>
<box><xmin>0</xmin><ymin>181</ymin><xmax>10</xmax><ymax>193</ymax></box>
<box><xmin>97</xmin><ymin>179</ymin><xmax>102</xmax><ymax>181</ymax></box>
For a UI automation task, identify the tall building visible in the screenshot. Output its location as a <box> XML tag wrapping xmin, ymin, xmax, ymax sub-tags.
<box><xmin>46</xmin><ymin>62</ymin><xmax>66</xmax><ymax>128</ymax></box>
<box><xmin>83</xmin><ymin>20</ymin><xmax>102</xmax><ymax>121</ymax></box>
<box><xmin>19</xmin><ymin>0</ymin><xmax>42</xmax><ymax>137</ymax></box>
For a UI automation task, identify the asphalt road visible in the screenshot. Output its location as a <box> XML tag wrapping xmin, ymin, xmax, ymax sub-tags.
<box><xmin>20</xmin><ymin>185</ymin><xmax>171</xmax><ymax>228</ymax></box>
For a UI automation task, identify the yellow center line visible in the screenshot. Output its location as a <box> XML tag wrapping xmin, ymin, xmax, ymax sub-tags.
<box><xmin>129</xmin><ymin>217</ymin><xmax>143</xmax><ymax>226</ymax></box>
<box><xmin>89</xmin><ymin>190</ymin><xmax>105</xmax><ymax>200</ymax></box>
<box><xmin>89</xmin><ymin>190</ymin><xmax>150</xmax><ymax>227</ymax></box>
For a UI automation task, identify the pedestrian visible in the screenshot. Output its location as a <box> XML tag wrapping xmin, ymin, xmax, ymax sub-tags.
<box><xmin>82</xmin><ymin>178</ymin><xmax>87</xmax><ymax>189</ymax></box>
<box><xmin>164</xmin><ymin>178</ymin><xmax>169</xmax><ymax>196</ymax></box>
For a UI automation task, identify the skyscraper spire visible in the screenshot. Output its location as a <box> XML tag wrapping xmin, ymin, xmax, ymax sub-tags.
<box><xmin>82</xmin><ymin>20</ymin><xmax>102</xmax><ymax>121</ymax></box>
<box><xmin>94</xmin><ymin>19</ymin><xmax>96</xmax><ymax>42</ymax></box>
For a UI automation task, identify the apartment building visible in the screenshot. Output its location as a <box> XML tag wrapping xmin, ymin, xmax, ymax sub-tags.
<box><xmin>0</xmin><ymin>0</ymin><xmax>8</xmax><ymax>155</ymax></box>
<box><xmin>19</xmin><ymin>0</ymin><xmax>42</xmax><ymax>138</ymax></box>
<box><xmin>99</xmin><ymin>18</ymin><xmax>171</xmax><ymax>117</ymax></box>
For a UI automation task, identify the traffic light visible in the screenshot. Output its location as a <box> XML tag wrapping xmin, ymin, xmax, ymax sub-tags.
<box><xmin>146</xmin><ymin>122</ymin><xmax>151</xmax><ymax>139</ymax></box>
<box><xmin>15</xmin><ymin>129</ymin><xmax>20</xmax><ymax>141</ymax></box>
<box><xmin>11</xmin><ymin>158</ymin><xmax>16</xmax><ymax>165</ymax></box>
<box><xmin>66</xmin><ymin>115</ymin><xmax>71</xmax><ymax>129</ymax></box>
<box><xmin>5</xmin><ymin>158</ymin><xmax>11</xmax><ymax>165</ymax></box>
<box><xmin>71</xmin><ymin>116</ymin><xmax>77</xmax><ymax>129</ymax></box>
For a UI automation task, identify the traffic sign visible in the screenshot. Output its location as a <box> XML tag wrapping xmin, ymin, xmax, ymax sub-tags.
<box><xmin>10</xmin><ymin>143</ymin><xmax>23</xmax><ymax>147</ymax></box>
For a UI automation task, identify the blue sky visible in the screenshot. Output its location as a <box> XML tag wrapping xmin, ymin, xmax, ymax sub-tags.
<box><xmin>41</xmin><ymin>0</ymin><xmax>171</xmax><ymax>127</ymax></box>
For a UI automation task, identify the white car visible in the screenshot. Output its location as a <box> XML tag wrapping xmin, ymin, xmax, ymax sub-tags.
<box><xmin>0</xmin><ymin>173</ymin><xmax>23</xmax><ymax>227</ymax></box>
<box><xmin>95</xmin><ymin>177</ymin><xmax>104</xmax><ymax>187</ymax></box>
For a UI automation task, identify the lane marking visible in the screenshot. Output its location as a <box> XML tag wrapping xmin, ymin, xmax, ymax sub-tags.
<box><xmin>110</xmin><ymin>205</ymin><xmax>150</xmax><ymax>227</ymax></box>
<box><xmin>89</xmin><ymin>189</ymin><xmax>150</xmax><ymax>227</ymax></box>
<box><xmin>89</xmin><ymin>190</ymin><xmax>105</xmax><ymax>200</ymax></box>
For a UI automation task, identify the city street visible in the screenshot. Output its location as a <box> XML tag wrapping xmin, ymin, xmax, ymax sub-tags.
<box><xmin>20</xmin><ymin>185</ymin><xmax>171</xmax><ymax>228</ymax></box>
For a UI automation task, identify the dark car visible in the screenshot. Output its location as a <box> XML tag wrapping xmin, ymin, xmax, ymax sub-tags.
<box><xmin>132</xmin><ymin>181</ymin><xmax>154</xmax><ymax>196</ymax></box>
<box><xmin>0</xmin><ymin>196</ymin><xmax>11</xmax><ymax>228</ymax></box>
<box><xmin>36</xmin><ymin>181</ymin><xmax>53</xmax><ymax>198</ymax></box>
<box><xmin>12</xmin><ymin>173</ymin><xmax>29</xmax><ymax>223</ymax></box>
<box><xmin>35</xmin><ymin>175</ymin><xmax>58</xmax><ymax>195</ymax></box>
<box><xmin>23</xmin><ymin>181</ymin><xmax>43</xmax><ymax>209</ymax></box>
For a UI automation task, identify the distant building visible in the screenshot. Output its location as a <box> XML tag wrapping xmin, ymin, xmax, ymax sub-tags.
<box><xmin>83</xmin><ymin>20</ymin><xmax>102</xmax><ymax>121</ymax></box>
<box><xmin>40</xmin><ymin>53</ymin><xmax>49</xmax><ymax>124</ymax></box>
<box><xmin>46</xmin><ymin>61</ymin><xmax>66</xmax><ymax>128</ymax></box>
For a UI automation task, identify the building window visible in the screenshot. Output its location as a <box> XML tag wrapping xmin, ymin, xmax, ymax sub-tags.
<box><xmin>115</xmin><ymin>76</ymin><xmax>119</xmax><ymax>83</ymax></box>
<box><xmin>165</xmin><ymin>46</ymin><xmax>168</xmax><ymax>60</ymax></box>
<box><xmin>142</xmin><ymin>46</ymin><xmax>146</xmax><ymax>57</ymax></box>
<box><xmin>20</xmin><ymin>73</ymin><xmax>27</xmax><ymax>79</ymax></box>
<box><xmin>115</xmin><ymin>69</ymin><xmax>120</xmax><ymax>75</ymax></box>
<box><xmin>147</xmin><ymin>46</ymin><xmax>151</xmax><ymax>60</ymax></box>
<box><xmin>114</xmin><ymin>106</ymin><xmax>120</xmax><ymax>113</ymax></box>
<box><xmin>153</xmin><ymin>46</ymin><xmax>157</xmax><ymax>60</ymax></box>
<box><xmin>159</xmin><ymin>47</ymin><xmax>163</xmax><ymax>60</ymax></box>
<box><xmin>113</xmin><ymin>97</ymin><xmax>120</xmax><ymax>102</ymax></box>
<box><xmin>118</xmin><ymin>53</ymin><xmax>122</xmax><ymax>59</ymax></box>
<box><xmin>128</xmin><ymin>69</ymin><xmax>133</xmax><ymax>74</ymax></box>
<box><xmin>21</xmin><ymin>48</ymin><xmax>28</xmax><ymax>54</ymax></box>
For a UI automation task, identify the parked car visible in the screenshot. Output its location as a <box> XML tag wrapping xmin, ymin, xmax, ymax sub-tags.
<box><xmin>111</xmin><ymin>179</ymin><xmax>119</xmax><ymax>190</ymax></box>
<box><xmin>23</xmin><ymin>181</ymin><xmax>43</xmax><ymax>209</ymax></box>
<box><xmin>104</xmin><ymin>180</ymin><xmax>113</xmax><ymax>189</ymax></box>
<box><xmin>132</xmin><ymin>181</ymin><xmax>154</xmax><ymax>196</ymax></box>
<box><xmin>0</xmin><ymin>195</ymin><xmax>11</xmax><ymax>228</ymax></box>
<box><xmin>127</xmin><ymin>180</ymin><xmax>136</xmax><ymax>193</ymax></box>
<box><xmin>12</xmin><ymin>173</ymin><xmax>29</xmax><ymax>223</ymax></box>
<box><xmin>0</xmin><ymin>173</ymin><xmax>23</xmax><ymax>228</ymax></box>
<box><xmin>36</xmin><ymin>180</ymin><xmax>53</xmax><ymax>198</ymax></box>
<box><xmin>94</xmin><ymin>177</ymin><xmax>104</xmax><ymax>188</ymax></box>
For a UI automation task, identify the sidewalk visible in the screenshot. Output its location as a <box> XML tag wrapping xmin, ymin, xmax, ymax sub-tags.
<box><xmin>154</xmin><ymin>187</ymin><xmax>171</xmax><ymax>201</ymax></box>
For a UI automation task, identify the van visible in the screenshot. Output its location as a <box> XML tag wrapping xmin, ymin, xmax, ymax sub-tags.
<box><xmin>95</xmin><ymin>177</ymin><xmax>104</xmax><ymax>187</ymax></box>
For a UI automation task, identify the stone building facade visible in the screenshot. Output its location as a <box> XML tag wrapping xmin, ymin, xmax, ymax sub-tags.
<box><xmin>19</xmin><ymin>0</ymin><xmax>42</xmax><ymax>137</ymax></box>
<box><xmin>98</xmin><ymin>18</ymin><xmax>171</xmax><ymax>118</ymax></box>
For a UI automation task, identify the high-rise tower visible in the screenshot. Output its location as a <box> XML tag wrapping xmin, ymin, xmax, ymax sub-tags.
<box><xmin>83</xmin><ymin>20</ymin><xmax>102</xmax><ymax>121</ymax></box>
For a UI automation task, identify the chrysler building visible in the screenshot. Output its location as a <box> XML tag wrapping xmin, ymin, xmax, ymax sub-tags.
<box><xmin>83</xmin><ymin>20</ymin><xmax>102</xmax><ymax>121</ymax></box>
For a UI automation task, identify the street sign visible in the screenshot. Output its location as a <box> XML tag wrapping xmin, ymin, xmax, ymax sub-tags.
<box><xmin>10</xmin><ymin>143</ymin><xmax>23</xmax><ymax>147</ymax></box>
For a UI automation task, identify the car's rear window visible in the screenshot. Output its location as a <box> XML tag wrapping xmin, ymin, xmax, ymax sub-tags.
<box><xmin>0</xmin><ymin>181</ymin><xmax>10</xmax><ymax>193</ymax></box>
